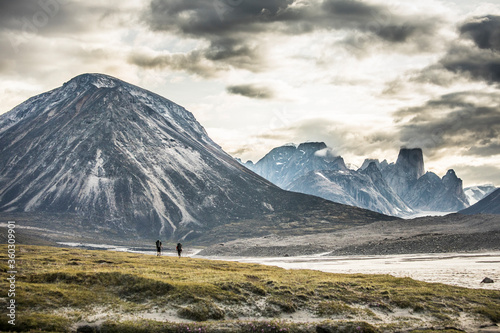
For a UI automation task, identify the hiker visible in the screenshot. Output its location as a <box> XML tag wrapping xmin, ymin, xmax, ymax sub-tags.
<box><xmin>176</xmin><ymin>243</ymin><xmax>182</xmax><ymax>257</ymax></box>
<box><xmin>156</xmin><ymin>240</ymin><xmax>162</xmax><ymax>256</ymax></box>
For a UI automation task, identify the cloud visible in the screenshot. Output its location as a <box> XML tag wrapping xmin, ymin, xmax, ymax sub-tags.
<box><xmin>145</xmin><ymin>0</ymin><xmax>292</xmax><ymax>36</ymax></box>
<box><xmin>460</xmin><ymin>15</ymin><xmax>500</xmax><ymax>51</ymax></box>
<box><xmin>138</xmin><ymin>0</ymin><xmax>446</xmax><ymax>75</ymax></box>
<box><xmin>139</xmin><ymin>0</ymin><xmax>287</xmax><ymax>74</ymax></box>
<box><xmin>144</xmin><ymin>0</ymin><xmax>439</xmax><ymax>42</ymax></box>
<box><xmin>0</xmin><ymin>0</ymin><xmax>138</xmax><ymax>72</ymax></box>
<box><xmin>455</xmin><ymin>164</ymin><xmax>500</xmax><ymax>187</ymax></box>
<box><xmin>319</xmin><ymin>0</ymin><xmax>442</xmax><ymax>44</ymax></box>
<box><xmin>439</xmin><ymin>43</ymin><xmax>500</xmax><ymax>84</ymax></box>
<box><xmin>314</xmin><ymin>147</ymin><xmax>340</xmax><ymax>159</ymax></box>
<box><xmin>0</xmin><ymin>0</ymin><xmax>135</xmax><ymax>39</ymax></box>
<box><xmin>395</xmin><ymin>91</ymin><xmax>500</xmax><ymax>157</ymax></box>
<box><xmin>128</xmin><ymin>50</ymin><xmax>223</xmax><ymax>78</ymax></box>
<box><xmin>0</xmin><ymin>0</ymin><xmax>145</xmax><ymax>114</ymax></box>
<box><xmin>384</xmin><ymin>15</ymin><xmax>500</xmax><ymax>94</ymax></box>
<box><xmin>427</xmin><ymin>15</ymin><xmax>500</xmax><ymax>84</ymax></box>
<box><xmin>0</xmin><ymin>0</ymin><xmax>85</xmax><ymax>34</ymax></box>
<box><xmin>251</xmin><ymin>117</ymin><xmax>399</xmax><ymax>158</ymax></box>
<box><xmin>226</xmin><ymin>84</ymin><xmax>275</xmax><ymax>99</ymax></box>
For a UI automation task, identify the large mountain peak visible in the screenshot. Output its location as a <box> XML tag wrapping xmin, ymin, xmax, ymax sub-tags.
<box><xmin>0</xmin><ymin>73</ymin><xmax>225</xmax><ymax>238</ymax></box>
<box><xmin>443</xmin><ymin>169</ymin><xmax>458</xmax><ymax>181</ymax></box>
<box><xmin>442</xmin><ymin>169</ymin><xmax>469</xmax><ymax>204</ymax></box>
<box><xmin>383</xmin><ymin>147</ymin><xmax>425</xmax><ymax>199</ymax></box>
<box><xmin>297</xmin><ymin>142</ymin><xmax>327</xmax><ymax>152</ymax></box>
<box><xmin>65</xmin><ymin>73</ymin><xmax>119</xmax><ymax>89</ymax></box>
<box><xmin>362</xmin><ymin>161</ymin><xmax>383</xmax><ymax>178</ymax></box>
<box><xmin>443</xmin><ymin>169</ymin><xmax>462</xmax><ymax>195</ymax></box>
<box><xmin>395</xmin><ymin>148</ymin><xmax>425</xmax><ymax>180</ymax></box>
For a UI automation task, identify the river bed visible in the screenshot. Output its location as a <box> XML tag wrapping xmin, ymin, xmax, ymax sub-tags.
<box><xmin>57</xmin><ymin>242</ymin><xmax>499</xmax><ymax>290</ymax></box>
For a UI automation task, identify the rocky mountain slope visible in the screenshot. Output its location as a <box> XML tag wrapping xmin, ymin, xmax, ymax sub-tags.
<box><xmin>366</xmin><ymin>148</ymin><xmax>469</xmax><ymax>212</ymax></box>
<box><xmin>0</xmin><ymin>74</ymin><xmax>394</xmax><ymax>241</ymax></box>
<box><xmin>287</xmin><ymin>163</ymin><xmax>412</xmax><ymax>216</ymax></box>
<box><xmin>382</xmin><ymin>148</ymin><xmax>425</xmax><ymax>200</ymax></box>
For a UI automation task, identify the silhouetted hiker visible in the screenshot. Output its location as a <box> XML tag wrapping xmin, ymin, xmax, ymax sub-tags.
<box><xmin>156</xmin><ymin>240</ymin><xmax>162</xmax><ymax>256</ymax></box>
<box><xmin>176</xmin><ymin>243</ymin><xmax>182</xmax><ymax>257</ymax></box>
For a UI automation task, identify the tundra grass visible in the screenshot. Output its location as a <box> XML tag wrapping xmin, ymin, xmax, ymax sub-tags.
<box><xmin>0</xmin><ymin>245</ymin><xmax>499</xmax><ymax>332</ymax></box>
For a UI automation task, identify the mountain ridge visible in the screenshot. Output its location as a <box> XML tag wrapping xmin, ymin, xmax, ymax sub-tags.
<box><xmin>243</xmin><ymin>143</ymin><xmax>471</xmax><ymax>216</ymax></box>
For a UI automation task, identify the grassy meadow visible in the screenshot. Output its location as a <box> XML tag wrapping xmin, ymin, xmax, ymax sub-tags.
<box><xmin>0</xmin><ymin>245</ymin><xmax>499</xmax><ymax>332</ymax></box>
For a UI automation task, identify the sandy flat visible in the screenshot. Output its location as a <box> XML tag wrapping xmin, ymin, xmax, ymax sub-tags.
<box><xmin>204</xmin><ymin>251</ymin><xmax>500</xmax><ymax>290</ymax></box>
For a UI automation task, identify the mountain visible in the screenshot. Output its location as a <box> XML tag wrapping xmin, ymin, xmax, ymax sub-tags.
<box><xmin>382</xmin><ymin>148</ymin><xmax>425</xmax><ymax>200</ymax></box>
<box><xmin>460</xmin><ymin>188</ymin><xmax>500</xmax><ymax>215</ymax></box>
<box><xmin>244</xmin><ymin>144</ymin><xmax>469</xmax><ymax>216</ymax></box>
<box><xmin>377</xmin><ymin>149</ymin><xmax>468</xmax><ymax>212</ymax></box>
<box><xmin>244</xmin><ymin>142</ymin><xmax>347</xmax><ymax>188</ymax></box>
<box><xmin>403</xmin><ymin>170</ymin><xmax>469</xmax><ymax>212</ymax></box>
<box><xmin>464</xmin><ymin>185</ymin><xmax>497</xmax><ymax>205</ymax></box>
<box><xmin>243</xmin><ymin>143</ymin><xmax>413</xmax><ymax>216</ymax></box>
<box><xmin>288</xmin><ymin>162</ymin><xmax>413</xmax><ymax>216</ymax></box>
<box><xmin>0</xmin><ymin>73</ymin><xmax>393</xmax><ymax>242</ymax></box>
<box><xmin>359</xmin><ymin>159</ymin><xmax>389</xmax><ymax>171</ymax></box>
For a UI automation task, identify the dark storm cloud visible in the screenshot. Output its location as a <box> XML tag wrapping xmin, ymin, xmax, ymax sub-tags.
<box><xmin>226</xmin><ymin>84</ymin><xmax>275</xmax><ymax>99</ymax></box>
<box><xmin>452</xmin><ymin>15</ymin><xmax>500</xmax><ymax>83</ymax></box>
<box><xmin>460</xmin><ymin>15</ymin><xmax>500</xmax><ymax>51</ymax></box>
<box><xmin>145</xmin><ymin>0</ymin><xmax>292</xmax><ymax>36</ymax></box>
<box><xmin>395</xmin><ymin>92</ymin><xmax>500</xmax><ymax>157</ymax></box>
<box><xmin>387</xmin><ymin>15</ymin><xmax>500</xmax><ymax>93</ymax></box>
<box><xmin>423</xmin><ymin>15</ymin><xmax>500</xmax><ymax>85</ymax></box>
<box><xmin>203</xmin><ymin>37</ymin><xmax>266</xmax><ymax>72</ymax></box>
<box><xmin>137</xmin><ymin>0</ymin><xmax>290</xmax><ymax>74</ymax></box>
<box><xmin>138</xmin><ymin>0</ymin><xmax>444</xmax><ymax>74</ymax></box>
<box><xmin>319</xmin><ymin>0</ymin><xmax>438</xmax><ymax>43</ymax></box>
<box><xmin>145</xmin><ymin>0</ymin><xmax>291</xmax><ymax>37</ymax></box>
<box><xmin>439</xmin><ymin>45</ymin><xmax>500</xmax><ymax>83</ymax></box>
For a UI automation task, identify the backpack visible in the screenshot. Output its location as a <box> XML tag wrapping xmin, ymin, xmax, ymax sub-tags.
<box><xmin>176</xmin><ymin>243</ymin><xmax>182</xmax><ymax>251</ymax></box>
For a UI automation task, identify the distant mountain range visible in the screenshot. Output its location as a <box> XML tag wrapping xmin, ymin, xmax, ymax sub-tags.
<box><xmin>242</xmin><ymin>143</ymin><xmax>486</xmax><ymax>217</ymax></box>
<box><xmin>0</xmin><ymin>74</ymin><xmax>394</xmax><ymax>242</ymax></box>
<box><xmin>460</xmin><ymin>188</ymin><xmax>500</xmax><ymax>215</ymax></box>
<box><xmin>463</xmin><ymin>185</ymin><xmax>497</xmax><ymax>205</ymax></box>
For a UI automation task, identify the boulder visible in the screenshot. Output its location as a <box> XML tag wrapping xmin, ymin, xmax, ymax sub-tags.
<box><xmin>481</xmin><ymin>277</ymin><xmax>494</xmax><ymax>284</ymax></box>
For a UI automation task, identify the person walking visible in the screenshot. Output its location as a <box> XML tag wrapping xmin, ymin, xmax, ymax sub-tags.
<box><xmin>156</xmin><ymin>240</ymin><xmax>162</xmax><ymax>257</ymax></box>
<box><xmin>176</xmin><ymin>243</ymin><xmax>182</xmax><ymax>258</ymax></box>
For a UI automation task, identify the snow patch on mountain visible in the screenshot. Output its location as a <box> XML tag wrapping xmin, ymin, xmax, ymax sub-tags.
<box><xmin>464</xmin><ymin>185</ymin><xmax>497</xmax><ymax>205</ymax></box>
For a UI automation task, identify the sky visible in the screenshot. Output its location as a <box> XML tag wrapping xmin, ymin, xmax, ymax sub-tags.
<box><xmin>0</xmin><ymin>0</ymin><xmax>500</xmax><ymax>187</ymax></box>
